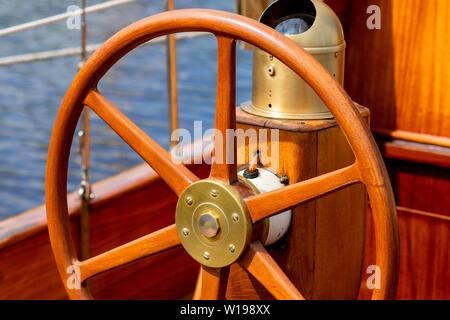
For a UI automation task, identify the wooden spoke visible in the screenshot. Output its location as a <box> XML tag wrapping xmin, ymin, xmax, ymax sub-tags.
<box><xmin>240</xmin><ymin>241</ymin><xmax>305</xmax><ymax>300</ymax></box>
<box><xmin>244</xmin><ymin>163</ymin><xmax>361</xmax><ymax>223</ymax></box>
<box><xmin>209</xmin><ymin>36</ymin><xmax>238</xmax><ymax>184</ymax></box>
<box><xmin>192</xmin><ymin>267</ymin><xmax>203</xmax><ymax>300</ymax></box>
<box><xmin>193</xmin><ymin>265</ymin><xmax>230</xmax><ymax>300</ymax></box>
<box><xmin>84</xmin><ymin>90</ymin><xmax>199</xmax><ymax>196</ymax></box>
<box><xmin>78</xmin><ymin>224</ymin><xmax>180</xmax><ymax>281</ymax></box>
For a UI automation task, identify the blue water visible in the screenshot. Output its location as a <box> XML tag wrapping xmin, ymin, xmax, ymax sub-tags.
<box><xmin>0</xmin><ymin>0</ymin><xmax>253</xmax><ymax>219</ymax></box>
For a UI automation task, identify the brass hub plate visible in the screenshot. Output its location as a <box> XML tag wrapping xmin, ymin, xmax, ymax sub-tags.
<box><xmin>175</xmin><ymin>179</ymin><xmax>252</xmax><ymax>268</ymax></box>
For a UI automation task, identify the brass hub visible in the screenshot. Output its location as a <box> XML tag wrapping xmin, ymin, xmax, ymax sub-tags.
<box><xmin>175</xmin><ymin>179</ymin><xmax>252</xmax><ymax>268</ymax></box>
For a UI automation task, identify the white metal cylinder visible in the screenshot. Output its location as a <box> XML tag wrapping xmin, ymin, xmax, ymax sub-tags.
<box><xmin>238</xmin><ymin>167</ymin><xmax>292</xmax><ymax>246</ymax></box>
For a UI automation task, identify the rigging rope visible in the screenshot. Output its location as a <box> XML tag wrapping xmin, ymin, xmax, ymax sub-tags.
<box><xmin>0</xmin><ymin>0</ymin><xmax>138</xmax><ymax>38</ymax></box>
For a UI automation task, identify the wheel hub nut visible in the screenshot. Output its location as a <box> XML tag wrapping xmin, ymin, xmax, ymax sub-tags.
<box><xmin>198</xmin><ymin>212</ymin><xmax>220</xmax><ymax>238</ymax></box>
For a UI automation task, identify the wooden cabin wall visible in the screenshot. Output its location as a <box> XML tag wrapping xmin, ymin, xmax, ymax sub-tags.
<box><xmin>324</xmin><ymin>0</ymin><xmax>352</xmax><ymax>35</ymax></box>
<box><xmin>344</xmin><ymin>0</ymin><xmax>450</xmax><ymax>139</ymax></box>
<box><xmin>326</xmin><ymin>0</ymin><xmax>450</xmax><ymax>299</ymax></box>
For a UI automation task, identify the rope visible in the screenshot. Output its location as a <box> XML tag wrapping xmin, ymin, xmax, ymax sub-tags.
<box><xmin>0</xmin><ymin>32</ymin><xmax>207</xmax><ymax>66</ymax></box>
<box><xmin>0</xmin><ymin>0</ymin><xmax>138</xmax><ymax>38</ymax></box>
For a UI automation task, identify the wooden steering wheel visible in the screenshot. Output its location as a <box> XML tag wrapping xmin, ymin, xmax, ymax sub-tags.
<box><xmin>46</xmin><ymin>9</ymin><xmax>399</xmax><ymax>300</ymax></box>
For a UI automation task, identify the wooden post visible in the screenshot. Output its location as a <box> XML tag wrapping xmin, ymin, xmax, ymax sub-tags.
<box><xmin>226</xmin><ymin>107</ymin><xmax>369</xmax><ymax>299</ymax></box>
<box><xmin>166</xmin><ymin>0</ymin><xmax>179</xmax><ymax>149</ymax></box>
<box><xmin>79</xmin><ymin>0</ymin><xmax>91</xmax><ymax>266</ymax></box>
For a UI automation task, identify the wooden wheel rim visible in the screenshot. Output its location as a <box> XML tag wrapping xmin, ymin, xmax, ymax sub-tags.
<box><xmin>46</xmin><ymin>9</ymin><xmax>399</xmax><ymax>300</ymax></box>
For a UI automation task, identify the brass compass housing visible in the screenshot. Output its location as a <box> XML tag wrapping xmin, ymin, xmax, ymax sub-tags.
<box><xmin>175</xmin><ymin>179</ymin><xmax>252</xmax><ymax>268</ymax></box>
<box><xmin>242</xmin><ymin>0</ymin><xmax>346</xmax><ymax>120</ymax></box>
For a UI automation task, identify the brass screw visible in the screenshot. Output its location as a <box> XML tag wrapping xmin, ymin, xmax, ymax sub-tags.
<box><xmin>210</xmin><ymin>189</ymin><xmax>218</xmax><ymax>198</ymax></box>
<box><xmin>182</xmin><ymin>228</ymin><xmax>190</xmax><ymax>237</ymax></box>
<box><xmin>231</xmin><ymin>213</ymin><xmax>240</xmax><ymax>223</ymax></box>
<box><xmin>202</xmin><ymin>251</ymin><xmax>211</xmax><ymax>260</ymax></box>
<box><xmin>228</xmin><ymin>244</ymin><xmax>236</xmax><ymax>253</ymax></box>
<box><xmin>185</xmin><ymin>196</ymin><xmax>193</xmax><ymax>205</ymax></box>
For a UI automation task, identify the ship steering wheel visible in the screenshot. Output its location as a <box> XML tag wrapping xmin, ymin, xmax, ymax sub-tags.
<box><xmin>46</xmin><ymin>9</ymin><xmax>399</xmax><ymax>300</ymax></box>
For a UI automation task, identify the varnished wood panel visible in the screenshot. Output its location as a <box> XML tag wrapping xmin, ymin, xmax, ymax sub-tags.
<box><xmin>378</xmin><ymin>138</ymin><xmax>450</xmax><ymax>169</ymax></box>
<box><xmin>341</xmin><ymin>0</ymin><xmax>450</xmax><ymax>300</ymax></box>
<box><xmin>324</xmin><ymin>0</ymin><xmax>352</xmax><ymax>36</ymax></box>
<box><xmin>312</xmin><ymin>126</ymin><xmax>367</xmax><ymax>299</ymax></box>
<box><xmin>385</xmin><ymin>159</ymin><xmax>450</xmax><ymax>217</ymax></box>
<box><xmin>0</xmin><ymin>229</ymin><xmax>66</xmax><ymax>299</ymax></box>
<box><xmin>360</xmin><ymin>207</ymin><xmax>450</xmax><ymax>300</ymax></box>
<box><xmin>231</xmin><ymin>122</ymin><xmax>318</xmax><ymax>299</ymax></box>
<box><xmin>345</xmin><ymin>0</ymin><xmax>450</xmax><ymax>139</ymax></box>
<box><xmin>234</xmin><ymin>114</ymin><xmax>368</xmax><ymax>299</ymax></box>
<box><xmin>87</xmin><ymin>177</ymin><xmax>197</xmax><ymax>299</ymax></box>
<box><xmin>226</xmin><ymin>263</ymin><xmax>273</xmax><ymax>300</ymax></box>
<box><xmin>236</xmin><ymin>105</ymin><xmax>370</xmax><ymax>133</ymax></box>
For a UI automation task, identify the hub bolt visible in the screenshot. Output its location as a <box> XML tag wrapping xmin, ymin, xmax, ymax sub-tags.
<box><xmin>185</xmin><ymin>196</ymin><xmax>193</xmax><ymax>205</ymax></box>
<box><xmin>199</xmin><ymin>212</ymin><xmax>220</xmax><ymax>238</ymax></box>
<box><xmin>202</xmin><ymin>251</ymin><xmax>211</xmax><ymax>260</ymax></box>
<box><xmin>228</xmin><ymin>244</ymin><xmax>236</xmax><ymax>253</ymax></box>
<box><xmin>231</xmin><ymin>213</ymin><xmax>240</xmax><ymax>223</ymax></box>
<box><xmin>182</xmin><ymin>228</ymin><xmax>190</xmax><ymax>237</ymax></box>
<box><xmin>210</xmin><ymin>189</ymin><xmax>218</xmax><ymax>198</ymax></box>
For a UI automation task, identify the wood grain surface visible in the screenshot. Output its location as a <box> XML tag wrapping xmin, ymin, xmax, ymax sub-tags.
<box><xmin>344</xmin><ymin>0</ymin><xmax>450</xmax><ymax>139</ymax></box>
